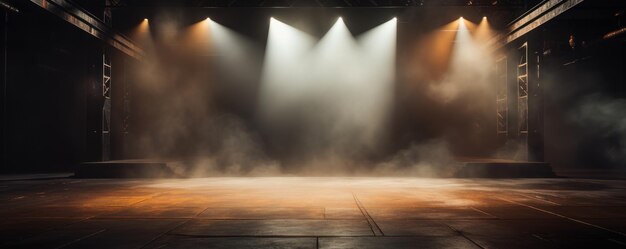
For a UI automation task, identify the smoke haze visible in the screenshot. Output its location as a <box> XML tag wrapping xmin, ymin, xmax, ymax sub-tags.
<box><xmin>129</xmin><ymin>15</ymin><xmax>501</xmax><ymax>176</ymax></box>
<box><xmin>570</xmin><ymin>93</ymin><xmax>626</xmax><ymax>166</ymax></box>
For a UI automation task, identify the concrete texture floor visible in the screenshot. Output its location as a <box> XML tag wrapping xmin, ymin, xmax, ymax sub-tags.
<box><xmin>0</xmin><ymin>177</ymin><xmax>625</xmax><ymax>248</ymax></box>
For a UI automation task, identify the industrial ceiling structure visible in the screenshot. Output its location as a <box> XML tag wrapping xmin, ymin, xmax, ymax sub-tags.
<box><xmin>97</xmin><ymin>0</ymin><xmax>532</xmax><ymax>8</ymax></box>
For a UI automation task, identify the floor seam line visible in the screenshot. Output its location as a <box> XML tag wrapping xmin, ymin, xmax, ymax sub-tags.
<box><xmin>445</xmin><ymin>224</ymin><xmax>485</xmax><ymax>249</ymax></box>
<box><xmin>55</xmin><ymin>229</ymin><xmax>106</xmax><ymax>249</ymax></box>
<box><xmin>498</xmin><ymin>197</ymin><xmax>626</xmax><ymax>237</ymax></box>
<box><xmin>515</xmin><ymin>192</ymin><xmax>561</xmax><ymax>206</ymax></box>
<box><xmin>352</xmin><ymin>193</ymin><xmax>384</xmax><ymax>236</ymax></box>
<box><xmin>469</xmin><ymin>207</ymin><xmax>497</xmax><ymax>218</ymax></box>
<box><xmin>138</xmin><ymin>218</ymin><xmax>194</xmax><ymax>249</ymax></box>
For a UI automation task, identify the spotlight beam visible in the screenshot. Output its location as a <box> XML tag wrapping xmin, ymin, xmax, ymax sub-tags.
<box><xmin>259</xmin><ymin>18</ymin><xmax>397</xmax><ymax>154</ymax></box>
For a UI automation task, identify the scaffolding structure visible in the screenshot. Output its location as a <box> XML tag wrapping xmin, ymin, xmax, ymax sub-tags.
<box><xmin>102</xmin><ymin>53</ymin><xmax>111</xmax><ymax>161</ymax></box>
<box><xmin>101</xmin><ymin>1</ymin><xmax>112</xmax><ymax>160</ymax></box>
<box><xmin>517</xmin><ymin>42</ymin><xmax>528</xmax><ymax>135</ymax></box>
<box><xmin>496</xmin><ymin>56</ymin><xmax>508</xmax><ymax>135</ymax></box>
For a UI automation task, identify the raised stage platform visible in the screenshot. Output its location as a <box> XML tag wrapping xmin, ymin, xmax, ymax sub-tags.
<box><xmin>455</xmin><ymin>157</ymin><xmax>554</xmax><ymax>178</ymax></box>
<box><xmin>76</xmin><ymin>159</ymin><xmax>180</xmax><ymax>178</ymax></box>
<box><xmin>76</xmin><ymin>158</ymin><xmax>555</xmax><ymax>178</ymax></box>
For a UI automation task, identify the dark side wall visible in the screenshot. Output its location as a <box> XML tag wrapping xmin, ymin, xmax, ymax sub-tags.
<box><xmin>483</xmin><ymin>1</ymin><xmax>626</xmax><ymax>169</ymax></box>
<box><xmin>543</xmin><ymin>34</ymin><xmax>626</xmax><ymax>169</ymax></box>
<box><xmin>0</xmin><ymin>2</ymin><xmax>132</xmax><ymax>173</ymax></box>
<box><xmin>535</xmin><ymin>4</ymin><xmax>626</xmax><ymax>170</ymax></box>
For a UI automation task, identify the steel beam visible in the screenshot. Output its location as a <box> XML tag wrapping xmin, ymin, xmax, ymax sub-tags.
<box><xmin>29</xmin><ymin>0</ymin><xmax>143</xmax><ymax>60</ymax></box>
<box><xmin>489</xmin><ymin>0</ymin><xmax>584</xmax><ymax>49</ymax></box>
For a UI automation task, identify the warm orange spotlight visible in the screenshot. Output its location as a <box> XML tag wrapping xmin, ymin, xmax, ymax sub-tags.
<box><xmin>130</xmin><ymin>18</ymin><xmax>151</xmax><ymax>46</ymax></box>
<box><xmin>405</xmin><ymin>19</ymin><xmax>461</xmax><ymax>83</ymax></box>
<box><xmin>457</xmin><ymin>16</ymin><xmax>477</xmax><ymax>33</ymax></box>
<box><xmin>474</xmin><ymin>15</ymin><xmax>493</xmax><ymax>42</ymax></box>
<box><xmin>181</xmin><ymin>19</ymin><xmax>213</xmax><ymax>55</ymax></box>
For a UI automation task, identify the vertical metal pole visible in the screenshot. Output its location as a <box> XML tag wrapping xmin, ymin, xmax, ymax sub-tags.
<box><xmin>496</xmin><ymin>56</ymin><xmax>508</xmax><ymax>136</ymax></box>
<box><xmin>527</xmin><ymin>38</ymin><xmax>544</xmax><ymax>162</ymax></box>
<box><xmin>101</xmin><ymin>0</ymin><xmax>112</xmax><ymax>161</ymax></box>
<box><xmin>102</xmin><ymin>53</ymin><xmax>111</xmax><ymax>161</ymax></box>
<box><xmin>1</xmin><ymin>11</ymin><xmax>7</xmax><ymax>169</ymax></box>
<box><xmin>517</xmin><ymin>42</ymin><xmax>529</xmax><ymax>160</ymax></box>
<box><xmin>122</xmin><ymin>58</ymin><xmax>130</xmax><ymax>158</ymax></box>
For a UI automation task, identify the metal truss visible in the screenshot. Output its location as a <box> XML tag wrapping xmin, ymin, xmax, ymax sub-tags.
<box><xmin>496</xmin><ymin>56</ymin><xmax>507</xmax><ymax>135</ymax></box>
<box><xmin>517</xmin><ymin>42</ymin><xmax>528</xmax><ymax>135</ymax></box>
<box><xmin>102</xmin><ymin>1</ymin><xmax>113</xmax><ymax>161</ymax></box>
<box><xmin>102</xmin><ymin>52</ymin><xmax>112</xmax><ymax>161</ymax></box>
<box><xmin>488</xmin><ymin>0</ymin><xmax>585</xmax><ymax>49</ymax></box>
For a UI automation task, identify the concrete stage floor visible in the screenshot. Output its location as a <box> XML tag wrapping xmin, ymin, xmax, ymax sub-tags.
<box><xmin>1</xmin><ymin>177</ymin><xmax>626</xmax><ymax>248</ymax></box>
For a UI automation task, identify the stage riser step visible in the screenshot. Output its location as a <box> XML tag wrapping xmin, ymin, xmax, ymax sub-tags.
<box><xmin>75</xmin><ymin>161</ymin><xmax>178</xmax><ymax>178</ymax></box>
<box><xmin>455</xmin><ymin>162</ymin><xmax>554</xmax><ymax>178</ymax></box>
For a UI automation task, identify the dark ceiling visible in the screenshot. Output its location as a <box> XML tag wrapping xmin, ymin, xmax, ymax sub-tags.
<box><xmin>68</xmin><ymin>0</ymin><xmax>541</xmax><ymax>35</ymax></box>
<box><xmin>93</xmin><ymin>0</ymin><xmax>535</xmax><ymax>8</ymax></box>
